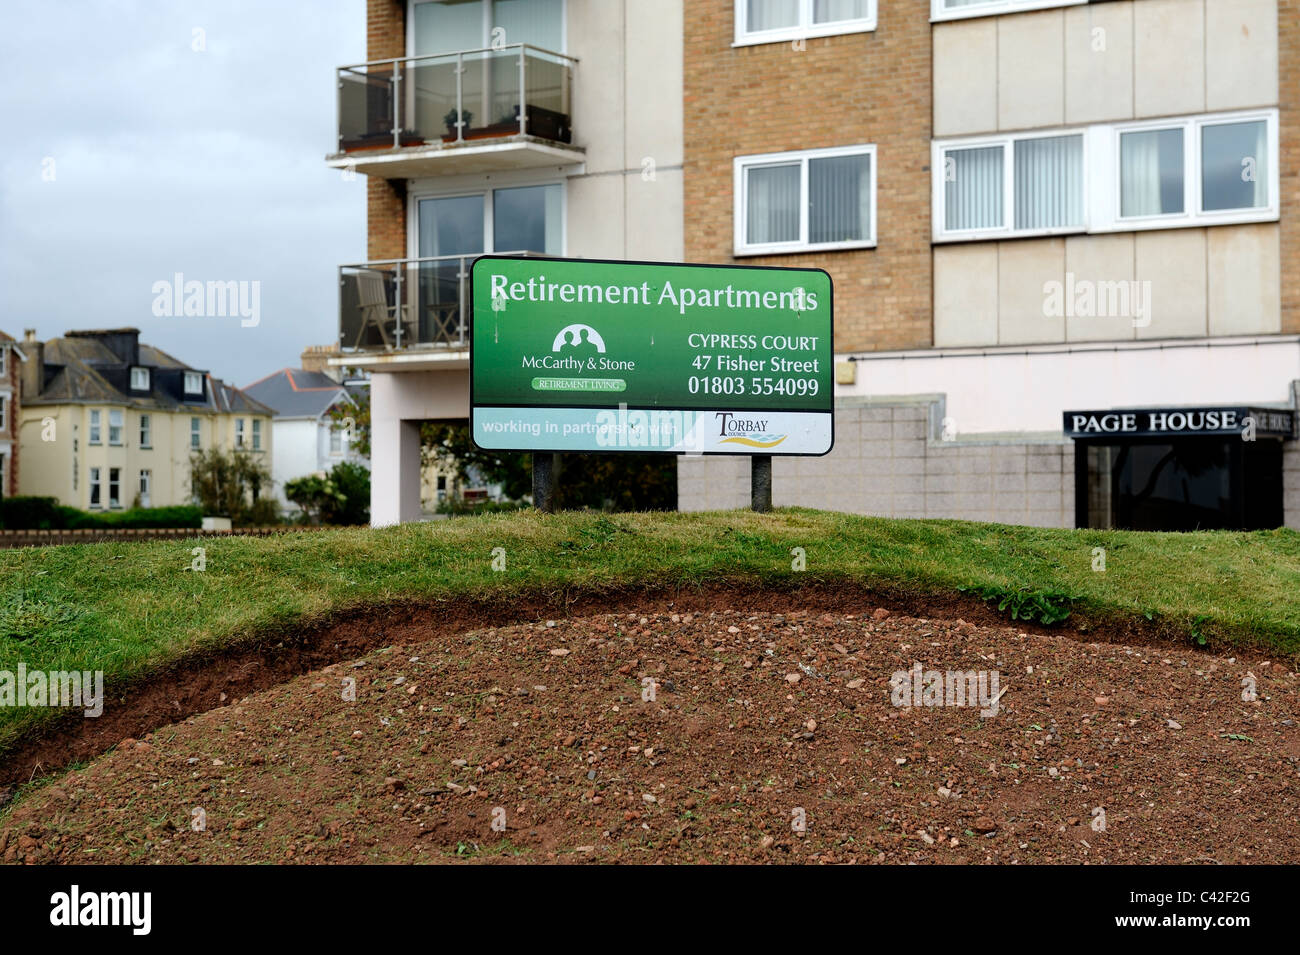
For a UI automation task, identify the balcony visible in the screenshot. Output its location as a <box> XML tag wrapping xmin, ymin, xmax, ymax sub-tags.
<box><xmin>339</xmin><ymin>253</ymin><xmax>537</xmax><ymax>365</ymax></box>
<box><xmin>328</xmin><ymin>44</ymin><xmax>582</xmax><ymax>178</ymax></box>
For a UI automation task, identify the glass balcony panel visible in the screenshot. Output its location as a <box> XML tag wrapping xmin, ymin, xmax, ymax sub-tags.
<box><xmin>338</xmin><ymin>45</ymin><xmax>574</xmax><ymax>152</ymax></box>
<box><xmin>338</xmin><ymin>65</ymin><xmax>395</xmax><ymax>150</ymax></box>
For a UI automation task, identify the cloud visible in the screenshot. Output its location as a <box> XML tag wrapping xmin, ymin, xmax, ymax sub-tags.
<box><xmin>0</xmin><ymin>0</ymin><xmax>366</xmax><ymax>385</ymax></box>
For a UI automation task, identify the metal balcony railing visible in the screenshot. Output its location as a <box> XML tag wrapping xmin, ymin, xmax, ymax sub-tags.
<box><xmin>339</xmin><ymin>252</ymin><xmax>538</xmax><ymax>352</ymax></box>
<box><xmin>337</xmin><ymin>44</ymin><xmax>575</xmax><ymax>152</ymax></box>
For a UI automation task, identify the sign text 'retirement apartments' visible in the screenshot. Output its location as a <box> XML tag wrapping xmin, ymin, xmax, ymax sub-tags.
<box><xmin>470</xmin><ymin>256</ymin><xmax>834</xmax><ymax>455</ymax></box>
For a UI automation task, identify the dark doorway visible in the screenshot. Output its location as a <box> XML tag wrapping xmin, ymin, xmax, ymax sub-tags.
<box><xmin>1076</xmin><ymin>437</ymin><xmax>1283</xmax><ymax>531</ymax></box>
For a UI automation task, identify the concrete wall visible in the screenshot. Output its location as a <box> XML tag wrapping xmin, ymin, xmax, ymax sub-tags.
<box><xmin>369</xmin><ymin>368</ymin><xmax>469</xmax><ymax>525</ymax></box>
<box><xmin>564</xmin><ymin>0</ymin><xmax>685</xmax><ymax>262</ymax></box>
<box><xmin>933</xmin><ymin>225</ymin><xmax>1283</xmax><ymax>346</ymax></box>
<box><xmin>931</xmin><ymin>0</ymin><xmax>1282</xmax><ymax>349</ymax></box>
<box><xmin>678</xmin><ymin>398</ymin><xmax>1075</xmax><ymax>526</ymax></box>
<box><xmin>834</xmin><ymin>334</ymin><xmax>1300</xmax><ymax>436</ymax></box>
<box><xmin>933</xmin><ymin>0</ymin><xmax>1278</xmax><ymax>138</ymax></box>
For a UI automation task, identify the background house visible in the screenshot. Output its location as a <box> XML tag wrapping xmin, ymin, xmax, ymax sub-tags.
<box><xmin>242</xmin><ymin>345</ymin><xmax>368</xmax><ymax>511</ymax></box>
<box><xmin>17</xmin><ymin>328</ymin><xmax>274</xmax><ymax>510</ymax></box>
<box><xmin>0</xmin><ymin>331</ymin><xmax>26</xmax><ymax>498</ymax></box>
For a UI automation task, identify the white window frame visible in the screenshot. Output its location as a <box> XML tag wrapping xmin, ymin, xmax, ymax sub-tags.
<box><xmin>89</xmin><ymin>409</ymin><xmax>102</xmax><ymax>445</ymax></box>
<box><xmin>734</xmin><ymin>144</ymin><xmax>877</xmax><ymax>256</ymax></box>
<box><xmin>0</xmin><ymin>346</ymin><xmax>6</xmax><ymax>376</ymax></box>
<box><xmin>235</xmin><ymin>418</ymin><xmax>246</xmax><ymax>448</ymax></box>
<box><xmin>184</xmin><ymin>371</ymin><xmax>204</xmax><ymax>396</ymax></box>
<box><xmin>89</xmin><ymin>467</ymin><xmax>101</xmax><ymax>508</ymax></box>
<box><xmin>0</xmin><ymin>395</ymin><xmax>6</xmax><ymax>433</ymax></box>
<box><xmin>407</xmin><ymin>174</ymin><xmax>567</xmax><ymax>260</ymax></box>
<box><xmin>109</xmin><ymin>467</ymin><xmax>121</xmax><ymax>509</ymax></box>
<box><xmin>932</xmin><ymin>128</ymin><xmax>1089</xmax><ymax>242</ymax></box>
<box><xmin>734</xmin><ymin>0</ymin><xmax>877</xmax><ymax>47</ymax></box>
<box><xmin>139</xmin><ymin>413</ymin><xmax>151</xmax><ymax>449</ymax></box>
<box><xmin>407</xmin><ymin>0</ymin><xmax>568</xmax><ymax>57</ymax></box>
<box><xmin>1090</xmin><ymin>109</ymin><xmax>1280</xmax><ymax>234</ymax></box>
<box><xmin>930</xmin><ymin>0</ymin><xmax>1085</xmax><ymax>23</ymax></box>
<box><xmin>108</xmin><ymin>409</ymin><xmax>124</xmax><ymax>446</ymax></box>
<box><xmin>933</xmin><ymin>109</ymin><xmax>1279</xmax><ymax>242</ymax></box>
<box><xmin>191</xmin><ymin>416</ymin><xmax>201</xmax><ymax>449</ymax></box>
<box><xmin>130</xmin><ymin>366</ymin><xmax>150</xmax><ymax>391</ymax></box>
<box><xmin>330</xmin><ymin>425</ymin><xmax>343</xmax><ymax>455</ymax></box>
<box><xmin>139</xmin><ymin>469</ymin><xmax>151</xmax><ymax>507</ymax></box>
<box><xmin>252</xmin><ymin>418</ymin><xmax>263</xmax><ymax>451</ymax></box>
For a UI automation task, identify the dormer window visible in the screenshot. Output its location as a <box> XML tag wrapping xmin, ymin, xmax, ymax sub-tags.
<box><xmin>130</xmin><ymin>366</ymin><xmax>150</xmax><ymax>391</ymax></box>
<box><xmin>184</xmin><ymin>371</ymin><xmax>204</xmax><ymax>397</ymax></box>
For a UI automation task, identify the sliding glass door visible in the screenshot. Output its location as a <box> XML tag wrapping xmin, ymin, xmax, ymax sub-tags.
<box><xmin>415</xmin><ymin>184</ymin><xmax>561</xmax><ymax>343</ymax></box>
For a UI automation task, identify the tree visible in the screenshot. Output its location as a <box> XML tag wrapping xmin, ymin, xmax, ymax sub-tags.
<box><xmin>283</xmin><ymin>462</ymin><xmax>370</xmax><ymax>525</ymax></box>
<box><xmin>188</xmin><ymin>449</ymin><xmax>277</xmax><ymax>525</ymax></box>
<box><xmin>324</xmin><ymin>460</ymin><xmax>370</xmax><ymax>524</ymax></box>
<box><xmin>327</xmin><ymin>371</ymin><xmax>370</xmax><ymax>458</ymax></box>
<box><xmin>284</xmin><ymin>474</ymin><xmax>345</xmax><ymax>525</ymax></box>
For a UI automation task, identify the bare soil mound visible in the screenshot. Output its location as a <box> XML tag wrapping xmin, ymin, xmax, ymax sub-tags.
<box><xmin>3</xmin><ymin>607</ymin><xmax>1295</xmax><ymax>864</ymax></box>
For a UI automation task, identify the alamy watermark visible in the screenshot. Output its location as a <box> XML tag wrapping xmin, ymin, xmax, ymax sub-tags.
<box><xmin>151</xmin><ymin>273</ymin><xmax>260</xmax><ymax>327</ymax></box>
<box><xmin>1043</xmin><ymin>272</ymin><xmax>1151</xmax><ymax>328</ymax></box>
<box><xmin>890</xmin><ymin>661</ymin><xmax>1003</xmax><ymax>718</ymax></box>
<box><xmin>0</xmin><ymin>665</ymin><xmax>103</xmax><ymax>717</ymax></box>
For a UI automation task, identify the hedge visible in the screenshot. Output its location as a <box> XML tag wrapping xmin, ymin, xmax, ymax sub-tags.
<box><xmin>0</xmin><ymin>497</ymin><xmax>202</xmax><ymax>530</ymax></box>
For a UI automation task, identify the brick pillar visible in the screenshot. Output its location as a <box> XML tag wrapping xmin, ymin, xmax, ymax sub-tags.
<box><xmin>365</xmin><ymin>0</ymin><xmax>408</xmax><ymax>264</ymax></box>
<box><xmin>367</xmin><ymin>178</ymin><xmax>407</xmax><ymax>262</ymax></box>
<box><xmin>1281</xmin><ymin>0</ymin><xmax>1299</xmax><ymax>333</ymax></box>
<box><xmin>367</xmin><ymin>0</ymin><xmax>405</xmax><ymax>61</ymax></box>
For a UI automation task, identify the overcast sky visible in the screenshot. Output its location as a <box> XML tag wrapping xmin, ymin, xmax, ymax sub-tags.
<box><xmin>0</xmin><ymin>0</ymin><xmax>365</xmax><ymax>388</ymax></box>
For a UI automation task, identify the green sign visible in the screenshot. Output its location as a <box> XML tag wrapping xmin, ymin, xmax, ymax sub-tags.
<box><xmin>470</xmin><ymin>255</ymin><xmax>834</xmax><ymax>455</ymax></box>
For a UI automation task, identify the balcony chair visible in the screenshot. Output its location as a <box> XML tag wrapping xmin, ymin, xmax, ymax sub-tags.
<box><xmin>353</xmin><ymin>271</ymin><xmax>417</xmax><ymax>348</ymax></box>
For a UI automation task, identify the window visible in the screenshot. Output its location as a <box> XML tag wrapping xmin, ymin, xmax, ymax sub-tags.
<box><xmin>330</xmin><ymin>427</ymin><xmax>343</xmax><ymax>454</ymax></box>
<box><xmin>130</xmin><ymin>366</ymin><xmax>150</xmax><ymax>391</ymax></box>
<box><xmin>0</xmin><ymin>396</ymin><xmax>6</xmax><ymax>433</ymax></box>
<box><xmin>936</xmin><ymin>132</ymin><xmax>1083</xmax><ymax>239</ymax></box>
<box><xmin>139</xmin><ymin>414</ymin><xmax>151</xmax><ymax>448</ymax></box>
<box><xmin>931</xmin><ymin>0</ymin><xmax>1085</xmax><ymax>22</ymax></box>
<box><xmin>735</xmin><ymin>145</ymin><xmax>875</xmax><ymax>255</ymax></box>
<box><xmin>736</xmin><ymin>0</ymin><xmax>876</xmax><ymax>46</ymax></box>
<box><xmin>89</xmin><ymin>467</ymin><xmax>101</xmax><ymax>508</ymax></box>
<box><xmin>0</xmin><ymin>346</ymin><xmax>6</xmax><ymax>376</ymax></box>
<box><xmin>411</xmin><ymin>0</ymin><xmax>564</xmax><ymax>56</ymax></box>
<box><xmin>417</xmin><ymin>184</ymin><xmax>562</xmax><ymax>259</ymax></box>
<box><xmin>252</xmin><ymin>419</ymin><xmax>262</xmax><ymax>451</ymax></box>
<box><xmin>1120</xmin><ymin>128</ymin><xmax>1184</xmax><ymax>218</ymax></box>
<box><xmin>108</xmin><ymin>409</ymin><xmax>124</xmax><ymax>446</ymax></box>
<box><xmin>109</xmin><ymin>468</ymin><xmax>121</xmax><ymax>508</ymax></box>
<box><xmin>933</xmin><ymin>109</ymin><xmax>1278</xmax><ymax>241</ymax></box>
<box><xmin>191</xmin><ymin>417</ymin><xmax>201</xmax><ymax>449</ymax></box>
<box><xmin>1107</xmin><ymin>111</ymin><xmax>1277</xmax><ymax>229</ymax></box>
<box><xmin>89</xmin><ymin>410</ymin><xmax>102</xmax><ymax>445</ymax></box>
<box><xmin>184</xmin><ymin>371</ymin><xmax>204</xmax><ymax>397</ymax></box>
<box><xmin>235</xmin><ymin>418</ymin><xmax>246</xmax><ymax>448</ymax></box>
<box><xmin>139</xmin><ymin>470</ymin><xmax>151</xmax><ymax>508</ymax></box>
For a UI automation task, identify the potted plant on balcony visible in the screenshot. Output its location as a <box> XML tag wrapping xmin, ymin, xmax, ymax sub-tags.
<box><xmin>442</xmin><ymin>108</ymin><xmax>472</xmax><ymax>140</ymax></box>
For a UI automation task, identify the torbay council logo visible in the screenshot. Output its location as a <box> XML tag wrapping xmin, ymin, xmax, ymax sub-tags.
<box><xmin>715</xmin><ymin>411</ymin><xmax>787</xmax><ymax>449</ymax></box>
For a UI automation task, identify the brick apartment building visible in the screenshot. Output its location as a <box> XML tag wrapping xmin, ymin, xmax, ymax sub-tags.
<box><xmin>332</xmin><ymin>0</ymin><xmax>1300</xmax><ymax>531</ymax></box>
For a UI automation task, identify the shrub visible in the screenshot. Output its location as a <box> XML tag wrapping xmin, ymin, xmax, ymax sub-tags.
<box><xmin>0</xmin><ymin>498</ymin><xmax>202</xmax><ymax>530</ymax></box>
<box><xmin>0</xmin><ymin>496</ymin><xmax>62</xmax><ymax>530</ymax></box>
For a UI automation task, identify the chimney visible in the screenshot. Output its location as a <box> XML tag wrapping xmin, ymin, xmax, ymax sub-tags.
<box><xmin>21</xmin><ymin>329</ymin><xmax>44</xmax><ymax>399</ymax></box>
<box><xmin>301</xmin><ymin>343</ymin><xmax>342</xmax><ymax>381</ymax></box>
